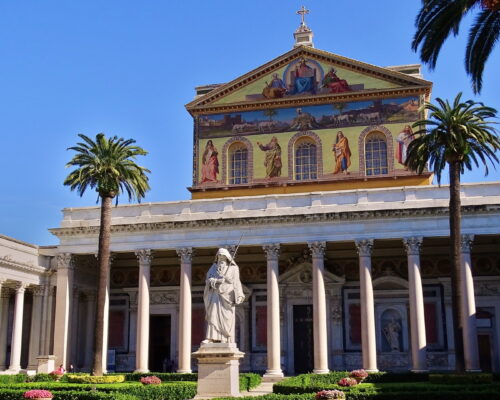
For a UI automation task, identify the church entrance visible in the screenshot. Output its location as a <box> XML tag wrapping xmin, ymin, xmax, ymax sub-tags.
<box><xmin>293</xmin><ymin>304</ymin><xmax>314</xmax><ymax>374</ymax></box>
<box><xmin>149</xmin><ymin>315</ymin><xmax>171</xmax><ymax>372</ymax></box>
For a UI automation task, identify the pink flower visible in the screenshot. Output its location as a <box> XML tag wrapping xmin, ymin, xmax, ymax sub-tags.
<box><xmin>337</xmin><ymin>377</ymin><xmax>358</xmax><ymax>387</ymax></box>
<box><xmin>349</xmin><ymin>369</ymin><xmax>368</xmax><ymax>379</ymax></box>
<box><xmin>315</xmin><ymin>390</ymin><xmax>345</xmax><ymax>400</ymax></box>
<box><xmin>24</xmin><ymin>389</ymin><xmax>54</xmax><ymax>399</ymax></box>
<box><xmin>140</xmin><ymin>375</ymin><xmax>162</xmax><ymax>385</ymax></box>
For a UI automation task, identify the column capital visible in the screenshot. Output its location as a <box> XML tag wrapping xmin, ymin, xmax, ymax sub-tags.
<box><xmin>56</xmin><ymin>253</ymin><xmax>74</xmax><ymax>270</ymax></box>
<box><xmin>460</xmin><ymin>234</ymin><xmax>474</xmax><ymax>254</ymax></box>
<box><xmin>263</xmin><ymin>244</ymin><xmax>280</xmax><ymax>260</ymax></box>
<box><xmin>308</xmin><ymin>241</ymin><xmax>326</xmax><ymax>258</ymax></box>
<box><xmin>355</xmin><ymin>239</ymin><xmax>373</xmax><ymax>257</ymax></box>
<box><xmin>176</xmin><ymin>247</ymin><xmax>193</xmax><ymax>263</ymax></box>
<box><xmin>135</xmin><ymin>249</ymin><xmax>153</xmax><ymax>265</ymax></box>
<box><xmin>31</xmin><ymin>285</ymin><xmax>46</xmax><ymax>297</ymax></box>
<box><xmin>403</xmin><ymin>237</ymin><xmax>423</xmax><ymax>256</ymax></box>
<box><xmin>14</xmin><ymin>282</ymin><xmax>28</xmax><ymax>294</ymax></box>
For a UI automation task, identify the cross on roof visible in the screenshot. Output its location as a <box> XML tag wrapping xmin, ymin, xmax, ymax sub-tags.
<box><xmin>297</xmin><ymin>5</ymin><xmax>310</xmax><ymax>26</ymax></box>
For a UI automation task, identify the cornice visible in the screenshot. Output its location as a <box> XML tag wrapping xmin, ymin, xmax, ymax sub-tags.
<box><xmin>188</xmin><ymin>86</ymin><xmax>430</xmax><ymax>116</ymax></box>
<box><xmin>49</xmin><ymin>204</ymin><xmax>499</xmax><ymax>238</ymax></box>
<box><xmin>186</xmin><ymin>46</ymin><xmax>432</xmax><ymax>114</ymax></box>
<box><xmin>0</xmin><ymin>255</ymin><xmax>49</xmax><ymax>275</ymax></box>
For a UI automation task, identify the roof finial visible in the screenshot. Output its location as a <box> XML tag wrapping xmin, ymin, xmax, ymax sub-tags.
<box><xmin>297</xmin><ymin>5</ymin><xmax>310</xmax><ymax>27</ymax></box>
<box><xmin>293</xmin><ymin>6</ymin><xmax>314</xmax><ymax>48</ymax></box>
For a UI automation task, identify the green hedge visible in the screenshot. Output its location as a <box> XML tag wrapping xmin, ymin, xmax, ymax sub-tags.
<box><xmin>0</xmin><ymin>389</ymin><xmax>136</xmax><ymax>400</ymax></box>
<box><xmin>239</xmin><ymin>373</ymin><xmax>262</xmax><ymax>391</ymax></box>
<box><xmin>66</xmin><ymin>374</ymin><xmax>126</xmax><ymax>384</ymax></box>
<box><xmin>429</xmin><ymin>373</ymin><xmax>493</xmax><ymax>384</ymax></box>
<box><xmin>116</xmin><ymin>372</ymin><xmax>197</xmax><ymax>382</ymax></box>
<box><xmin>0</xmin><ymin>374</ymin><xmax>26</xmax><ymax>384</ymax></box>
<box><xmin>214</xmin><ymin>394</ymin><xmax>315</xmax><ymax>400</ymax></box>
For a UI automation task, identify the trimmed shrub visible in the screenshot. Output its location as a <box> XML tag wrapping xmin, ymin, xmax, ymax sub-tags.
<box><xmin>120</xmin><ymin>382</ymin><xmax>197</xmax><ymax>400</ymax></box>
<box><xmin>429</xmin><ymin>373</ymin><xmax>493</xmax><ymax>384</ymax></box>
<box><xmin>140</xmin><ymin>376</ymin><xmax>162</xmax><ymax>385</ymax></box>
<box><xmin>363</xmin><ymin>372</ymin><xmax>428</xmax><ymax>383</ymax></box>
<box><xmin>118</xmin><ymin>372</ymin><xmax>197</xmax><ymax>382</ymax></box>
<box><xmin>0</xmin><ymin>390</ymin><xmax>137</xmax><ymax>400</ymax></box>
<box><xmin>240</xmin><ymin>373</ymin><xmax>262</xmax><ymax>391</ymax></box>
<box><xmin>66</xmin><ymin>374</ymin><xmax>125</xmax><ymax>384</ymax></box>
<box><xmin>316</xmin><ymin>389</ymin><xmax>346</xmax><ymax>399</ymax></box>
<box><xmin>24</xmin><ymin>389</ymin><xmax>54</xmax><ymax>399</ymax></box>
<box><xmin>0</xmin><ymin>374</ymin><xmax>27</xmax><ymax>384</ymax></box>
<box><xmin>338</xmin><ymin>378</ymin><xmax>358</xmax><ymax>387</ymax></box>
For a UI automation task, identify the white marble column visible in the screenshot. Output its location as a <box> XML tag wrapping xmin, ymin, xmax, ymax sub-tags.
<box><xmin>135</xmin><ymin>249</ymin><xmax>153</xmax><ymax>373</ymax></box>
<box><xmin>70</xmin><ymin>287</ymin><xmax>80</xmax><ymax>368</ymax></box>
<box><xmin>176</xmin><ymin>247</ymin><xmax>193</xmax><ymax>373</ymax></box>
<box><xmin>355</xmin><ymin>239</ymin><xmax>377</xmax><ymax>372</ymax></box>
<box><xmin>38</xmin><ymin>282</ymin><xmax>51</xmax><ymax>357</ymax></box>
<box><xmin>28</xmin><ymin>285</ymin><xmax>45</xmax><ymax>370</ymax></box>
<box><xmin>263</xmin><ymin>244</ymin><xmax>283</xmax><ymax>378</ymax></box>
<box><xmin>309</xmin><ymin>241</ymin><xmax>329</xmax><ymax>374</ymax></box>
<box><xmin>9</xmin><ymin>282</ymin><xmax>28</xmax><ymax>372</ymax></box>
<box><xmin>403</xmin><ymin>237</ymin><xmax>427</xmax><ymax>372</ymax></box>
<box><xmin>0</xmin><ymin>282</ymin><xmax>10</xmax><ymax>370</ymax></box>
<box><xmin>83</xmin><ymin>291</ymin><xmax>96</xmax><ymax>371</ymax></box>
<box><xmin>53</xmin><ymin>253</ymin><xmax>74</xmax><ymax>368</ymax></box>
<box><xmin>99</xmin><ymin>252</ymin><xmax>115</xmax><ymax>373</ymax></box>
<box><xmin>460</xmin><ymin>234</ymin><xmax>480</xmax><ymax>371</ymax></box>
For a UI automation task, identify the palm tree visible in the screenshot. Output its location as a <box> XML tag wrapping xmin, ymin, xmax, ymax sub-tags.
<box><xmin>64</xmin><ymin>133</ymin><xmax>150</xmax><ymax>375</ymax></box>
<box><xmin>263</xmin><ymin>108</ymin><xmax>278</xmax><ymax>121</ymax></box>
<box><xmin>405</xmin><ymin>93</ymin><xmax>499</xmax><ymax>371</ymax></box>
<box><xmin>412</xmin><ymin>0</ymin><xmax>500</xmax><ymax>93</ymax></box>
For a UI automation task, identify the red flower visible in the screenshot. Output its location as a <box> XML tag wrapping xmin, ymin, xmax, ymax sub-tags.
<box><xmin>337</xmin><ymin>377</ymin><xmax>358</xmax><ymax>387</ymax></box>
<box><xmin>140</xmin><ymin>375</ymin><xmax>162</xmax><ymax>385</ymax></box>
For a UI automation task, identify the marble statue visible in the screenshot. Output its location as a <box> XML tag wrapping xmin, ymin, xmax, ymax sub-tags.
<box><xmin>202</xmin><ymin>248</ymin><xmax>245</xmax><ymax>343</ymax></box>
<box><xmin>383</xmin><ymin>318</ymin><xmax>401</xmax><ymax>352</ymax></box>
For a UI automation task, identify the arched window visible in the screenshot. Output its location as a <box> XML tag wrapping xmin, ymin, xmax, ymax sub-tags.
<box><xmin>295</xmin><ymin>140</ymin><xmax>317</xmax><ymax>180</ymax></box>
<box><xmin>229</xmin><ymin>144</ymin><xmax>248</xmax><ymax>184</ymax></box>
<box><xmin>365</xmin><ymin>133</ymin><xmax>388</xmax><ymax>176</ymax></box>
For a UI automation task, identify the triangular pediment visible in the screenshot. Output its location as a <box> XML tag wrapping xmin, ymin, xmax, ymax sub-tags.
<box><xmin>186</xmin><ymin>46</ymin><xmax>431</xmax><ymax>113</ymax></box>
<box><xmin>279</xmin><ymin>261</ymin><xmax>345</xmax><ymax>284</ymax></box>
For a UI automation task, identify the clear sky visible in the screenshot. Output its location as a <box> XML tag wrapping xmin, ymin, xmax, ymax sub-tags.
<box><xmin>1</xmin><ymin>1</ymin><xmax>499</xmax><ymax>246</ymax></box>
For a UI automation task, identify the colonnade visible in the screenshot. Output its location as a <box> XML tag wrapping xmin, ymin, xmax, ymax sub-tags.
<box><xmin>50</xmin><ymin>234</ymin><xmax>481</xmax><ymax>374</ymax></box>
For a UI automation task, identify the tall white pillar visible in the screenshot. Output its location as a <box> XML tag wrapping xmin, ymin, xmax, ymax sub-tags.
<box><xmin>0</xmin><ymin>281</ymin><xmax>10</xmax><ymax>370</ymax></box>
<box><xmin>99</xmin><ymin>252</ymin><xmax>115</xmax><ymax>374</ymax></box>
<box><xmin>460</xmin><ymin>234</ymin><xmax>480</xmax><ymax>371</ymax></box>
<box><xmin>39</xmin><ymin>282</ymin><xmax>51</xmax><ymax>357</ymax></box>
<box><xmin>355</xmin><ymin>239</ymin><xmax>377</xmax><ymax>372</ymax></box>
<box><xmin>83</xmin><ymin>291</ymin><xmax>96</xmax><ymax>371</ymax></box>
<box><xmin>9</xmin><ymin>282</ymin><xmax>27</xmax><ymax>372</ymax></box>
<box><xmin>70</xmin><ymin>287</ymin><xmax>80</xmax><ymax>368</ymax></box>
<box><xmin>177</xmin><ymin>247</ymin><xmax>193</xmax><ymax>373</ymax></box>
<box><xmin>53</xmin><ymin>253</ymin><xmax>74</xmax><ymax>368</ymax></box>
<box><xmin>263</xmin><ymin>244</ymin><xmax>283</xmax><ymax>378</ymax></box>
<box><xmin>134</xmin><ymin>249</ymin><xmax>153</xmax><ymax>373</ymax></box>
<box><xmin>403</xmin><ymin>237</ymin><xmax>427</xmax><ymax>372</ymax></box>
<box><xmin>309</xmin><ymin>241</ymin><xmax>329</xmax><ymax>374</ymax></box>
<box><xmin>28</xmin><ymin>285</ymin><xmax>45</xmax><ymax>370</ymax></box>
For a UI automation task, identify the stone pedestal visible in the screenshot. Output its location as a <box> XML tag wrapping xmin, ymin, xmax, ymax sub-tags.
<box><xmin>37</xmin><ymin>355</ymin><xmax>56</xmax><ymax>374</ymax></box>
<box><xmin>192</xmin><ymin>343</ymin><xmax>245</xmax><ymax>398</ymax></box>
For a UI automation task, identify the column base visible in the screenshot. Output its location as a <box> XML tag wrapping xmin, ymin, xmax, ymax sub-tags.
<box><xmin>465</xmin><ymin>369</ymin><xmax>482</xmax><ymax>372</ymax></box>
<box><xmin>263</xmin><ymin>370</ymin><xmax>284</xmax><ymax>382</ymax></box>
<box><xmin>313</xmin><ymin>368</ymin><xmax>329</xmax><ymax>374</ymax></box>
<box><xmin>365</xmin><ymin>369</ymin><xmax>378</xmax><ymax>373</ymax></box>
<box><xmin>177</xmin><ymin>368</ymin><xmax>192</xmax><ymax>373</ymax></box>
<box><xmin>410</xmin><ymin>369</ymin><xmax>428</xmax><ymax>373</ymax></box>
<box><xmin>134</xmin><ymin>368</ymin><xmax>150</xmax><ymax>373</ymax></box>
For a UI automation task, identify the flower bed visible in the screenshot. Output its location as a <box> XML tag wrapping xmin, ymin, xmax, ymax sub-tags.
<box><xmin>140</xmin><ymin>376</ymin><xmax>162</xmax><ymax>385</ymax></box>
<box><xmin>316</xmin><ymin>389</ymin><xmax>345</xmax><ymax>399</ymax></box>
<box><xmin>66</xmin><ymin>374</ymin><xmax>125</xmax><ymax>384</ymax></box>
<box><xmin>337</xmin><ymin>377</ymin><xmax>358</xmax><ymax>387</ymax></box>
<box><xmin>24</xmin><ymin>389</ymin><xmax>53</xmax><ymax>399</ymax></box>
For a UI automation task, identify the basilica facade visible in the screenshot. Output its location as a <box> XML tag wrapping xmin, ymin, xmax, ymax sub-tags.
<box><xmin>1</xmin><ymin>21</ymin><xmax>500</xmax><ymax>376</ymax></box>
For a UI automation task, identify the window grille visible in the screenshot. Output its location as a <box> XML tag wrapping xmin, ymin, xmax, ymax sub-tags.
<box><xmin>295</xmin><ymin>141</ymin><xmax>317</xmax><ymax>180</ymax></box>
<box><xmin>365</xmin><ymin>133</ymin><xmax>388</xmax><ymax>176</ymax></box>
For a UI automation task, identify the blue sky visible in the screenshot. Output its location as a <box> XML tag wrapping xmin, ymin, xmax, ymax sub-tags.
<box><xmin>0</xmin><ymin>1</ymin><xmax>499</xmax><ymax>245</ymax></box>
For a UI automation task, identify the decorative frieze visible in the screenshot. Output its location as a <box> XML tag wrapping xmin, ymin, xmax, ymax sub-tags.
<box><xmin>150</xmin><ymin>291</ymin><xmax>178</xmax><ymax>305</ymax></box>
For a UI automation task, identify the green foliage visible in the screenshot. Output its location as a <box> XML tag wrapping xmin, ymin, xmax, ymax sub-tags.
<box><xmin>0</xmin><ymin>389</ymin><xmax>136</xmax><ymax>400</ymax></box>
<box><xmin>406</xmin><ymin>93</ymin><xmax>500</xmax><ymax>184</ymax></box>
<box><xmin>119</xmin><ymin>381</ymin><xmax>197</xmax><ymax>400</ymax></box>
<box><xmin>0</xmin><ymin>374</ymin><xmax>26</xmax><ymax>384</ymax></box>
<box><xmin>363</xmin><ymin>372</ymin><xmax>429</xmax><ymax>383</ymax></box>
<box><xmin>118</xmin><ymin>372</ymin><xmax>197</xmax><ymax>382</ymax></box>
<box><xmin>64</xmin><ymin>133</ymin><xmax>150</xmax><ymax>202</ymax></box>
<box><xmin>429</xmin><ymin>373</ymin><xmax>493</xmax><ymax>384</ymax></box>
<box><xmin>66</xmin><ymin>374</ymin><xmax>125</xmax><ymax>384</ymax></box>
<box><xmin>412</xmin><ymin>0</ymin><xmax>500</xmax><ymax>93</ymax></box>
<box><xmin>213</xmin><ymin>394</ymin><xmax>315</xmax><ymax>400</ymax></box>
<box><xmin>239</xmin><ymin>373</ymin><xmax>262</xmax><ymax>391</ymax></box>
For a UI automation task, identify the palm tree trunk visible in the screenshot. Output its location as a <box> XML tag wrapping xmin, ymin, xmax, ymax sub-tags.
<box><xmin>92</xmin><ymin>195</ymin><xmax>113</xmax><ymax>376</ymax></box>
<box><xmin>449</xmin><ymin>161</ymin><xmax>464</xmax><ymax>372</ymax></box>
